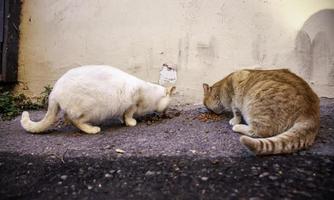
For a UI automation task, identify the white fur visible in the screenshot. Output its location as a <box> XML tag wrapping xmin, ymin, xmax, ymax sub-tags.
<box><xmin>21</xmin><ymin>65</ymin><xmax>174</xmax><ymax>134</ymax></box>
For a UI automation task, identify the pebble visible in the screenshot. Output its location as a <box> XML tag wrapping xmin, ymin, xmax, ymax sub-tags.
<box><xmin>269</xmin><ymin>176</ymin><xmax>278</xmax><ymax>180</ymax></box>
<box><xmin>105</xmin><ymin>173</ymin><xmax>112</xmax><ymax>178</ymax></box>
<box><xmin>259</xmin><ymin>172</ymin><xmax>269</xmax><ymax>178</ymax></box>
<box><xmin>145</xmin><ymin>170</ymin><xmax>156</xmax><ymax>176</ymax></box>
<box><xmin>200</xmin><ymin>176</ymin><xmax>209</xmax><ymax>181</ymax></box>
<box><xmin>115</xmin><ymin>148</ymin><xmax>125</xmax><ymax>154</ymax></box>
<box><xmin>249</xmin><ymin>197</ymin><xmax>261</xmax><ymax>200</ymax></box>
<box><xmin>87</xmin><ymin>185</ymin><xmax>93</xmax><ymax>190</ymax></box>
<box><xmin>211</xmin><ymin>159</ymin><xmax>219</xmax><ymax>165</ymax></box>
<box><xmin>60</xmin><ymin>175</ymin><xmax>68</xmax><ymax>180</ymax></box>
<box><xmin>190</xmin><ymin>150</ymin><xmax>197</xmax><ymax>154</ymax></box>
<box><xmin>156</xmin><ymin>161</ymin><xmax>164</xmax><ymax>165</ymax></box>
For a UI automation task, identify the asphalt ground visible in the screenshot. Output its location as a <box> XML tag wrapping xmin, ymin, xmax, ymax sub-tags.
<box><xmin>0</xmin><ymin>98</ymin><xmax>333</xmax><ymax>199</ymax></box>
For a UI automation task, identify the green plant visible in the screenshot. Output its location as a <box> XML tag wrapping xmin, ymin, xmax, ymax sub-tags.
<box><xmin>0</xmin><ymin>91</ymin><xmax>21</xmax><ymax>120</ymax></box>
<box><xmin>0</xmin><ymin>85</ymin><xmax>53</xmax><ymax>120</ymax></box>
<box><xmin>13</xmin><ymin>93</ymin><xmax>41</xmax><ymax>110</ymax></box>
<box><xmin>38</xmin><ymin>85</ymin><xmax>53</xmax><ymax>108</ymax></box>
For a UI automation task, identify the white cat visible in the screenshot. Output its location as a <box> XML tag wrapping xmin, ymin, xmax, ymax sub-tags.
<box><xmin>21</xmin><ymin>65</ymin><xmax>176</xmax><ymax>134</ymax></box>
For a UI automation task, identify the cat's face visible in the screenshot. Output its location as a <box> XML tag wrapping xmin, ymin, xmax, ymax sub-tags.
<box><xmin>156</xmin><ymin>86</ymin><xmax>176</xmax><ymax>112</ymax></box>
<box><xmin>203</xmin><ymin>83</ymin><xmax>224</xmax><ymax>114</ymax></box>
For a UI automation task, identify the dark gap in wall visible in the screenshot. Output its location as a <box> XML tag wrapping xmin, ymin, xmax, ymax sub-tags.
<box><xmin>0</xmin><ymin>0</ymin><xmax>21</xmax><ymax>83</ymax></box>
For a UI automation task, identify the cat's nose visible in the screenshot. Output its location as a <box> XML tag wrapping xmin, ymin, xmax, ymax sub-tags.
<box><xmin>213</xmin><ymin>108</ymin><xmax>223</xmax><ymax>115</ymax></box>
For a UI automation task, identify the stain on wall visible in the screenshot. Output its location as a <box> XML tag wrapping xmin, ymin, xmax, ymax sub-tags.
<box><xmin>295</xmin><ymin>30</ymin><xmax>312</xmax><ymax>81</ymax></box>
<box><xmin>295</xmin><ymin>9</ymin><xmax>334</xmax><ymax>96</ymax></box>
<box><xmin>196</xmin><ymin>37</ymin><xmax>217</xmax><ymax>67</ymax></box>
<box><xmin>330</xmin><ymin>62</ymin><xmax>334</xmax><ymax>86</ymax></box>
<box><xmin>312</xmin><ymin>32</ymin><xmax>331</xmax><ymax>84</ymax></box>
<box><xmin>177</xmin><ymin>35</ymin><xmax>190</xmax><ymax>70</ymax></box>
<box><xmin>252</xmin><ymin>34</ymin><xmax>267</xmax><ymax>65</ymax></box>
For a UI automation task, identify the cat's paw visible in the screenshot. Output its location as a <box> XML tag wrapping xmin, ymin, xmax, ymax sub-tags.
<box><xmin>229</xmin><ymin>117</ymin><xmax>241</xmax><ymax>126</ymax></box>
<box><xmin>125</xmin><ymin>118</ymin><xmax>137</xmax><ymax>127</ymax></box>
<box><xmin>232</xmin><ymin>124</ymin><xmax>244</xmax><ymax>132</ymax></box>
<box><xmin>86</xmin><ymin>126</ymin><xmax>101</xmax><ymax>134</ymax></box>
<box><xmin>232</xmin><ymin>124</ymin><xmax>256</xmax><ymax>137</ymax></box>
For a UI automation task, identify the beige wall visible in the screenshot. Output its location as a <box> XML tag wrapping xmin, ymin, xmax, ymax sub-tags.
<box><xmin>18</xmin><ymin>0</ymin><xmax>334</xmax><ymax>104</ymax></box>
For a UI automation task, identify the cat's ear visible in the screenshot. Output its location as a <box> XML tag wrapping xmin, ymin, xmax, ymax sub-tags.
<box><xmin>166</xmin><ymin>86</ymin><xmax>176</xmax><ymax>96</ymax></box>
<box><xmin>203</xmin><ymin>83</ymin><xmax>210</xmax><ymax>94</ymax></box>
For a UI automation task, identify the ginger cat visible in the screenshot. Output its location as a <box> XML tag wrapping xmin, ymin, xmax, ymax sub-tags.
<box><xmin>21</xmin><ymin>65</ymin><xmax>176</xmax><ymax>134</ymax></box>
<box><xmin>203</xmin><ymin>69</ymin><xmax>320</xmax><ymax>155</ymax></box>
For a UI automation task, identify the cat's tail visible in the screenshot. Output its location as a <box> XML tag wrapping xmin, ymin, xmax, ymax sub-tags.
<box><xmin>21</xmin><ymin>98</ymin><xmax>59</xmax><ymax>133</ymax></box>
<box><xmin>240</xmin><ymin>120</ymin><xmax>318</xmax><ymax>155</ymax></box>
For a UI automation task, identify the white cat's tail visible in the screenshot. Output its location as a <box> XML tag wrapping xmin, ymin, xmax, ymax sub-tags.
<box><xmin>240</xmin><ymin>120</ymin><xmax>319</xmax><ymax>155</ymax></box>
<box><xmin>21</xmin><ymin>99</ymin><xmax>59</xmax><ymax>133</ymax></box>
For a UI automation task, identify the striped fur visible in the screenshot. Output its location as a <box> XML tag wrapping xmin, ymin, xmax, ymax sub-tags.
<box><xmin>203</xmin><ymin>69</ymin><xmax>320</xmax><ymax>155</ymax></box>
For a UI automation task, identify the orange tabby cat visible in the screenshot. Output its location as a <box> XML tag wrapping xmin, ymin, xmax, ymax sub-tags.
<box><xmin>203</xmin><ymin>69</ymin><xmax>320</xmax><ymax>155</ymax></box>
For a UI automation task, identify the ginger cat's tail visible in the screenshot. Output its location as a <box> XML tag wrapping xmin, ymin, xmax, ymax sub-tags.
<box><xmin>21</xmin><ymin>99</ymin><xmax>59</xmax><ymax>133</ymax></box>
<box><xmin>240</xmin><ymin>120</ymin><xmax>318</xmax><ymax>155</ymax></box>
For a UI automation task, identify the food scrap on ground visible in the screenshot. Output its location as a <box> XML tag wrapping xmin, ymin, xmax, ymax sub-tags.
<box><xmin>139</xmin><ymin>108</ymin><xmax>181</xmax><ymax>125</ymax></box>
<box><xmin>195</xmin><ymin>112</ymin><xmax>224</xmax><ymax>122</ymax></box>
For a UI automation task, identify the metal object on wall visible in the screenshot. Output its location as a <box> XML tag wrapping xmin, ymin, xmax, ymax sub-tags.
<box><xmin>159</xmin><ymin>63</ymin><xmax>177</xmax><ymax>86</ymax></box>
